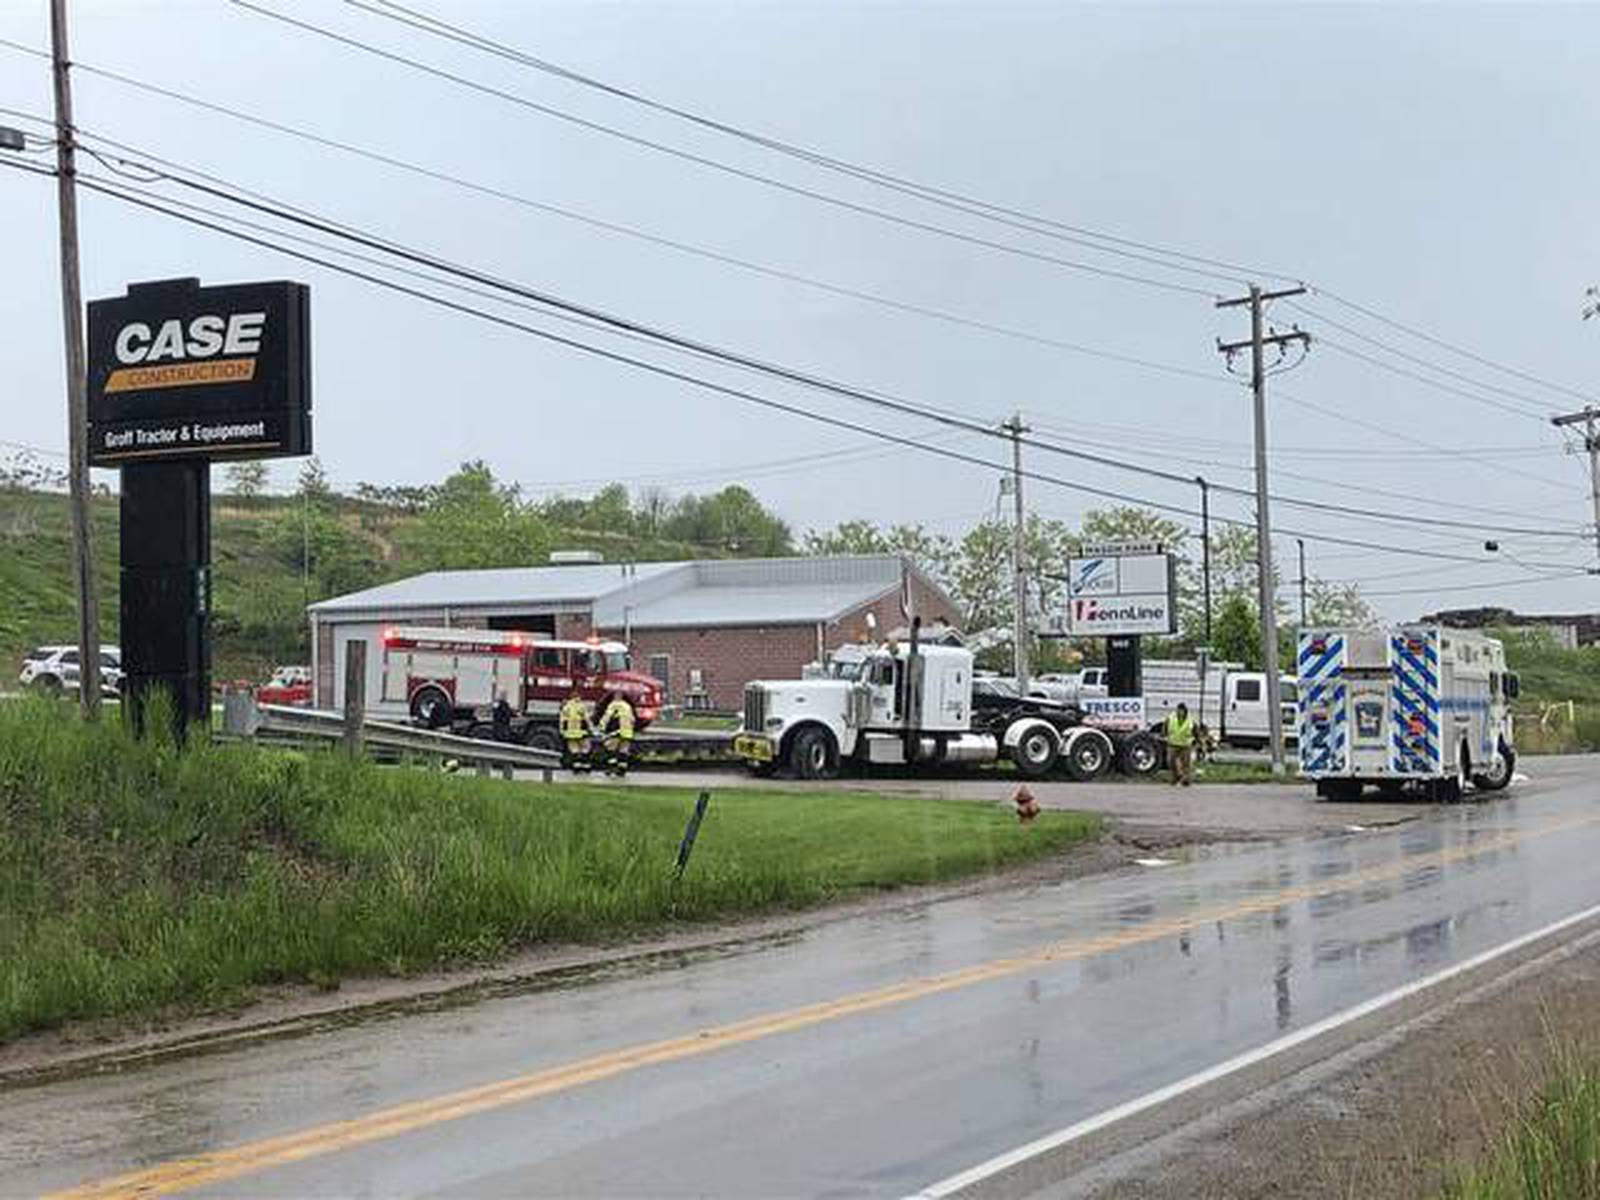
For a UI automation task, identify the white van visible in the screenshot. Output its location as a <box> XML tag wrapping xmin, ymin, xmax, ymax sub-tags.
<box><xmin>1143</xmin><ymin>658</ymin><xmax>1297</xmax><ymax>748</ymax></box>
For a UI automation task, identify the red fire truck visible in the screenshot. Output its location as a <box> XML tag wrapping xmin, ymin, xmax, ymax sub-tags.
<box><xmin>379</xmin><ymin>626</ymin><xmax>662</xmax><ymax>752</ymax></box>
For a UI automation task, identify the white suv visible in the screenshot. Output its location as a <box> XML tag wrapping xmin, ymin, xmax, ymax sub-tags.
<box><xmin>19</xmin><ymin>645</ymin><xmax>124</xmax><ymax>696</ymax></box>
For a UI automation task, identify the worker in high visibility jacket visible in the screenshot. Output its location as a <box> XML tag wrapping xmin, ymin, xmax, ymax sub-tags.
<box><xmin>559</xmin><ymin>691</ymin><xmax>594</xmax><ymax>773</ymax></box>
<box><xmin>599</xmin><ymin>694</ymin><xmax>636</xmax><ymax>777</ymax></box>
<box><xmin>1165</xmin><ymin>703</ymin><xmax>1196</xmax><ymax>787</ymax></box>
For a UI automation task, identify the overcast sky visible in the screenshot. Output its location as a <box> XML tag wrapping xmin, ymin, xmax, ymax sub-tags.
<box><xmin>2</xmin><ymin>0</ymin><xmax>1597</xmax><ymax>621</ymax></box>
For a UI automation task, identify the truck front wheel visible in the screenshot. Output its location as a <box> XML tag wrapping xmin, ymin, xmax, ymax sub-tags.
<box><xmin>789</xmin><ymin>726</ymin><xmax>837</xmax><ymax>781</ymax></box>
<box><xmin>410</xmin><ymin>686</ymin><xmax>451</xmax><ymax>729</ymax></box>
<box><xmin>1472</xmin><ymin>742</ymin><xmax>1514</xmax><ymax>792</ymax></box>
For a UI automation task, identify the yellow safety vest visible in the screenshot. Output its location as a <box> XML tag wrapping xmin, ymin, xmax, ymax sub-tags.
<box><xmin>602</xmin><ymin>698</ymin><xmax>635</xmax><ymax>740</ymax></box>
<box><xmin>559</xmin><ymin>699</ymin><xmax>589</xmax><ymax>740</ymax></box>
<box><xmin>1166</xmin><ymin>712</ymin><xmax>1195</xmax><ymax>747</ymax></box>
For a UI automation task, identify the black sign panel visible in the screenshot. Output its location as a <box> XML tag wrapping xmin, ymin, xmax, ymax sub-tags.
<box><xmin>87</xmin><ymin>277</ymin><xmax>310</xmax><ymax>465</ymax></box>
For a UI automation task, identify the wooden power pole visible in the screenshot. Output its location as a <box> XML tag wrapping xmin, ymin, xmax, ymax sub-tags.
<box><xmin>50</xmin><ymin>0</ymin><xmax>101</xmax><ymax>718</ymax></box>
<box><xmin>1216</xmin><ymin>284</ymin><xmax>1310</xmax><ymax>775</ymax></box>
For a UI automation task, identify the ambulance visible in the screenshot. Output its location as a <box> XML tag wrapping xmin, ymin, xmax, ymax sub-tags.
<box><xmin>1297</xmin><ymin>625</ymin><xmax>1518</xmax><ymax>801</ymax></box>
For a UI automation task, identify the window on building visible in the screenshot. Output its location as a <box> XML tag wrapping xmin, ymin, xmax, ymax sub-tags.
<box><xmin>648</xmin><ymin>654</ymin><xmax>671</xmax><ymax>701</ymax></box>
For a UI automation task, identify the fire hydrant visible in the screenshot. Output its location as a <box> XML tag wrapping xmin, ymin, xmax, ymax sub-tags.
<box><xmin>1014</xmin><ymin>784</ymin><xmax>1040</xmax><ymax>824</ymax></box>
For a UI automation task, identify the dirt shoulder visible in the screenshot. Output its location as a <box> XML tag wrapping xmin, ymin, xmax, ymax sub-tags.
<box><xmin>0</xmin><ymin>818</ymin><xmax>1239</xmax><ymax>1090</ymax></box>
<box><xmin>1073</xmin><ymin>928</ymin><xmax>1600</xmax><ymax>1200</ymax></box>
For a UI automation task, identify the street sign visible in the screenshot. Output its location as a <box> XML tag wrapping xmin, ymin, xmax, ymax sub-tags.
<box><xmin>88</xmin><ymin>276</ymin><xmax>312</xmax><ymax>738</ymax></box>
<box><xmin>87</xmin><ymin>277</ymin><xmax>311</xmax><ymax>466</ymax></box>
<box><xmin>1061</xmin><ymin>551</ymin><xmax>1177</xmax><ymax>636</ymax></box>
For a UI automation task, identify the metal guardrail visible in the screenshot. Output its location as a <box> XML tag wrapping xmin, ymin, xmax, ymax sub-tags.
<box><xmin>220</xmin><ymin>693</ymin><xmax>563</xmax><ymax>778</ymax></box>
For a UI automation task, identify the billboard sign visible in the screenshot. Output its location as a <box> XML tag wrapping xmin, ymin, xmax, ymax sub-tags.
<box><xmin>1062</xmin><ymin>551</ymin><xmax>1176</xmax><ymax>637</ymax></box>
<box><xmin>1080</xmin><ymin>696</ymin><xmax>1147</xmax><ymax>731</ymax></box>
<box><xmin>87</xmin><ymin>277</ymin><xmax>311</xmax><ymax>465</ymax></box>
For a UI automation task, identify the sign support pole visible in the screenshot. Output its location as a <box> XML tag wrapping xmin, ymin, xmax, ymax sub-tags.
<box><xmin>50</xmin><ymin>0</ymin><xmax>101</xmax><ymax>718</ymax></box>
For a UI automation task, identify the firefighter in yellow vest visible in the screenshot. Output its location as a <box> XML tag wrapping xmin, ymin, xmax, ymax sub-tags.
<box><xmin>559</xmin><ymin>690</ymin><xmax>594</xmax><ymax>773</ymax></box>
<box><xmin>1165</xmin><ymin>702</ymin><xmax>1196</xmax><ymax>787</ymax></box>
<box><xmin>599</xmin><ymin>694</ymin><xmax>636</xmax><ymax>777</ymax></box>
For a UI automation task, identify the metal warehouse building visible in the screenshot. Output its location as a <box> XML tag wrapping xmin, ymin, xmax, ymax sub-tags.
<box><xmin>308</xmin><ymin>555</ymin><xmax>958</xmax><ymax>712</ymax></box>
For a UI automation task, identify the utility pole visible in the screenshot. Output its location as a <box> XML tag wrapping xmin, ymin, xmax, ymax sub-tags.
<box><xmin>1296</xmin><ymin>537</ymin><xmax>1308</xmax><ymax>627</ymax></box>
<box><xmin>1195</xmin><ymin>475</ymin><xmax>1213</xmax><ymax>648</ymax></box>
<box><xmin>1217</xmin><ymin>284</ymin><xmax>1310</xmax><ymax>775</ymax></box>
<box><xmin>1003</xmin><ymin>413</ymin><xmax>1030</xmax><ymax>693</ymax></box>
<box><xmin>1552</xmin><ymin>406</ymin><xmax>1600</xmax><ymax>569</ymax></box>
<box><xmin>51</xmin><ymin>0</ymin><xmax>101</xmax><ymax>718</ymax></box>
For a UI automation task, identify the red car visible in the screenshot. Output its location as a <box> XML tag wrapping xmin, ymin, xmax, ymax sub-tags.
<box><xmin>257</xmin><ymin>665</ymin><xmax>313</xmax><ymax>706</ymax></box>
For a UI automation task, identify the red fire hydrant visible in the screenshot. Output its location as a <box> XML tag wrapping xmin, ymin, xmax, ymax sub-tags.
<box><xmin>1014</xmin><ymin>784</ymin><xmax>1040</xmax><ymax>824</ymax></box>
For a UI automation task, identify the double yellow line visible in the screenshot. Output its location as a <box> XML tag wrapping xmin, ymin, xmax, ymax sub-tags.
<box><xmin>47</xmin><ymin>812</ymin><xmax>1596</xmax><ymax>1200</ymax></box>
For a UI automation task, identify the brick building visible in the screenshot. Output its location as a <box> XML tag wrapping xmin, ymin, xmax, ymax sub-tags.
<box><xmin>308</xmin><ymin>556</ymin><xmax>957</xmax><ymax>712</ymax></box>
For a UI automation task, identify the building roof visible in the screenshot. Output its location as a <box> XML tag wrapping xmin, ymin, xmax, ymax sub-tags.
<box><xmin>307</xmin><ymin>562</ymin><xmax>682</xmax><ymax>615</ymax></box>
<box><xmin>310</xmin><ymin>555</ymin><xmax>957</xmax><ymax>629</ymax></box>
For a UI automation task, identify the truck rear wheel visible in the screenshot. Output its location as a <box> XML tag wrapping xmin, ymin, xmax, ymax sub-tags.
<box><xmin>789</xmin><ymin>726</ymin><xmax>837</xmax><ymax>781</ymax></box>
<box><xmin>524</xmin><ymin>725</ymin><xmax>564</xmax><ymax>756</ymax></box>
<box><xmin>1316</xmin><ymin>779</ymin><xmax>1364</xmax><ymax>802</ymax></box>
<box><xmin>410</xmin><ymin>686</ymin><xmax>451</xmax><ymax>729</ymax></box>
<box><xmin>1118</xmin><ymin>733</ymin><xmax>1161</xmax><ymax>778</ymax></box>
<box><xmin>1064</xmin><ymin>731</ymin><xmax>1113</xmax><ymax>782</ymax></box>
<box><xmin>1012</xmin><ymin>726</ymin><xmax>1058</xmax><ymax>779</ymax></box>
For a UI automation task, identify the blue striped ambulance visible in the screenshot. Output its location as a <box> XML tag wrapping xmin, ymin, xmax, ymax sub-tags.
<box><xmin>1297</xmin><ymin>626</ymin><xmax>1518</xmax><ymax>802</ymax></box>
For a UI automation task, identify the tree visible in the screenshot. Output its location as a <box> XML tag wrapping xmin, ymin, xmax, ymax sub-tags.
<box><xmin>636</xmin><ymin>485</ymin><xmax>671</xmax><ymax>537</ymax></box>
<box><xmin>296</xmin><ymin>456</ymin><xmax>332</xmax><ymax>509</ymax></box>
<box><xmin>803</xmin><ymin>520</ymin><xmax>955</xmax><ymax>589</ymax></box>
<box><xmin>400</xmin><ymin>460</ymin><xmax>549</xmax><ymax>570</ymax></box>
<box><xmin>1212</xmin><ymin>594</ymin><xmax>1261</xmax><ymax>668</ymax></box>
<box><xmin>225</xmin><ymin>460</ymin><xmax>268</xmax><ymax>504</ymax></box>
<box><xmin>662</xmin><ymin>485</ymin><xmax>791</xmax><ymax>556</ymax></box>
<box><xmin>581</xmin><ymin>483</ymin><xmax>632</xmax><ymax>533</ymax></box>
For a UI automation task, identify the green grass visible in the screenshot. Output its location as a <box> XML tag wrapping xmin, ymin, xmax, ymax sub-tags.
<box><xmin>1441</xmin><ymin>1043</ymin><xmax>1600</xmax><ymax>1199</ymax></box>
<box><xmin>0</xmin><ymin>697</ymin><xmax>1099</xmax><ymax>1042</ymax></box>
<box><xmin>1501</xmin><ymin>629</ymin><xmax>1600</xmax><ymax>754</ymax></box>
<box><xmin>654</xmin><ymin>713</ymin><xmax>740</xmax><ymax>732</ymax></box>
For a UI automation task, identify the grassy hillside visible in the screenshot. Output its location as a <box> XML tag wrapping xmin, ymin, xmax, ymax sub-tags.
<box><xmin>0</xmin><ymin>487</ymin><xmax>717</xmax><ymax>683</ymax></box>
<box><xmin>1499</xmin><ymin>629</ymin><xmax>1600</xmax><ymax>753</ymax></box>
<box><xmin>0</xmin><ymin>696</ymin><xmax>1099</xmax><ymax>1039</ymax></box>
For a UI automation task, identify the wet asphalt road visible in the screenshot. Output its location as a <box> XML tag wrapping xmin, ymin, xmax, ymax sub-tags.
<box><xmin>7</xmin><ymin>757</ymin><xmax>1599</xmax><ymax>1199</ymax></box>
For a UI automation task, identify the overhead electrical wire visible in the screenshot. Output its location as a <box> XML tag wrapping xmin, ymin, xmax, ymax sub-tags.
<box><xmin>4</xmin><ymin>28</ymin><xmax>1592</xmax><ymax>425</ymax></box>
<box><xmin>1</xmin><ymin>58</ymin><xmax>1232</xmax><ymax>388</ymax></box>
<box><xmin>1311</xmin><ymin>286</ymin><xmax>1600</xmax><ymax>408</ymax></box>
<box><xmin>6</xmin><ymin>153</ymin><xmax>1578</xmax><ymax>579</ymax></box>
<box><xmin>1284</xmin><ymin>299</ymin><xmax>1556</xmax><ymax>419</ymax></box>
<box><xmin>215</xmin><ymin>0</ymin><xmax>1222</xmax><ymax>299</ymax></box>
<box><xmin>343</xmin><ymin>0</ymin><xmax>1599</xmax><ymax>413</ymax></box>
<box><xmin>342</xmin><ymin>0</ymin><xmax>1285</xmax><ymax>286</ymax></box>
<box><xmin>64</xmin><ymin>134</ymin><xmax>1593</xmax><ymax>545</ymax></box>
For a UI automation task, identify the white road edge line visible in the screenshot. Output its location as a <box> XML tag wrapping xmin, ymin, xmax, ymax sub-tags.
<box><xmin>909</xmin><ymin>899</ymin><xmax>1600</xmax><ymax>1199</ymax></box>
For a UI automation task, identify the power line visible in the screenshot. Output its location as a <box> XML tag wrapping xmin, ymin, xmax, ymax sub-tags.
<box><xmin>11</xmin><ymin>155</ymin><xmax>1577</xmax><ymax>578</ymax></box>
<box><xmin>49</xmin><ymin>136</ymin><xmax>1596</xmax><ymax>548</ymax></box>
<box><xmin>216</xmin><ymin>0</ymin><xmax>1221</xmax><ymax>299</ymax></box>
<box><xmin>1277</xmin><ymin>389</ymin><xmax>1576</xmax><ymax>496</ymax></box>
<box><xmin>1361</xmin><ymin>571</ymin><xmax>1594</xmax><ymax>600</ymax></box>
<box><xmin>7</xmin><ymin>58</ymin><xmax>1232</xmax><ymax>388</ymax></box>
<box><xmin>344</xmin><ymin>0</ymin><xmax>1288</xmax><ymax>286</ymax></box>
<box><xmin>1312</xmin><ymin>286</ymin><xmax>1600</xmax><ymax>408</ymax></box>
<box><xmin>1285</xmin><ymin>299</ymin><xmax>1556</xmax><ymax>419</ymax></box>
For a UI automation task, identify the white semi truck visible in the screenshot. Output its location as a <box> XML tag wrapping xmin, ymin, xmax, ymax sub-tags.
<box><xmin>1297</xmin><ymin>625</ymin><xmax>1517</xmax><ymax>802</ymax></box>
<box><xmin>733</xmin><ymin>622</ymin><xmax>1161</xmax><ymax>781</ymax></box>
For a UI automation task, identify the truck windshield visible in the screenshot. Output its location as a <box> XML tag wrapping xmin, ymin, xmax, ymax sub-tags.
<box><xmin>830</xmin><ymin>660</ymin><xmax>865</xmax><ymax>680</ymax></box>
<box><xmin>605</xmin><ymin>651</ymin><xmax>630</xmax><ymax>672</ymax></box>
<box><xmin>1279</xmin><ymin>680</ymin><xmax>1298</xmax><ymax>703</ymax></box>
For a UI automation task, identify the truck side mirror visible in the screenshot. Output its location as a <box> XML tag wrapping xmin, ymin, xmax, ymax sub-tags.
<box><xmin>1505</xmin><ymin>674</ymin><xmax>1520</xmax><ymax>700</ymax></box>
